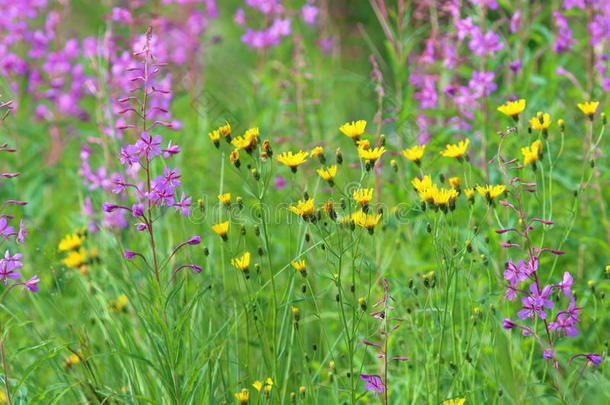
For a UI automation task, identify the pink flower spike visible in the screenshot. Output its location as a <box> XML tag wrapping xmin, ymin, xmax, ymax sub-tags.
<box><xmin>532</xmin><ymin>218</ymin><xmax>554</xmax><ymax>224</ymax></box>
<box><xmin>362</xmin><ymin>339</ymin><xmax>381</xmax><ymax>347</ymax></box>
<box><xmin>500</xmin><ymin>243</ymin><xmax>520</xmax><ymax>248</ymax></box>
<box><xmin>391</xmin><ymin>357</ymin><xmax>410</xmax><ymax>361</ymax></box>
<box><xmin>499</xmin><ymin>200</ymin><xmax>515</xmax><ymax>209</ymax></box>
<box><xmin>496</xmin><ymin>228</ymin><xmax>517</xmax><ymax>234</ymax></box>
<box><xmin>534</xmin><ymin>247</ymin><xmax>566</xmax><ymax>255</ymax></box>
<box><xmin>521</xmin><ymin>182</ymin><xmax>536</xmax><ymax>186</ymax></box>
<box><xmin>3</xmin><ymin>200</ymin><xmax>29</xmax><ymax>205</ymax></box>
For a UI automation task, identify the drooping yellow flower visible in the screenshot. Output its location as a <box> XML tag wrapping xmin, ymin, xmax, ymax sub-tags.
<box><xmin>230</xmin><ymin>149</ymin><xmax>241</xmax><ymax>167</ymax></box>
<box><xmin>235</xmin><ymin>388</ymin><xmax>250</xmax><ymax>404</ymax></box>
<box><xmin>231</xmin><ymin>252</ymin><xmax>251</xmax><ymax>272</ymax></box>
<box><xmin>411</xmin><ymin>175</ymin><xmax>433</xmax><ymax>192</ymax></box>
<box><xmin>358</xmin><ymin>146</ymin><xmax>386</xmax><ymax>164</ymax></box>
<box><xmin>289</xmin><ymin>199</ymin><xmax>316</xmax><ymax>218</ymax></box>
<box><xmin>529</xmin><ymin>113</ymin><xmax>551</xmax><ymax>130</ymax></box>
<box><xmin>356</xmin><ymin>139</ymin><xmax>370</xmax><ymax>150</ymax></box>
<box><xmin>59</xmin><ymin>233</ymin><xmax>84</xmax><ymax>251</ymax></box>
<box><xmin>441</xmin><ymin>139</ymin><xmax>470</xmax><ymax>160</ymax></box>
<box><xmin>277</xmin><ymin>151</ymin><xmax>309</xmax><ymax>172</ymax></box>
<box><xmin>521</xmin><ymin>140</ymin><xmax>543</xmax><ymax>166</ymax></box>
<box><xmin>577</xmin><ymin>101</ymin><xmax>599</xmax><ymax>118</ymax></box>
<box><xmin>353</xmin><ymin>188</ymin><xmax>373</xmax><ymax>205</ymax></box>
<box><xmin>339</xmin><ymin>120</ymin><xmax>367</xmax><ymax>139</ymax></box>
<box><xmin>449</xmin><ymin>177</ymin><xmax>461</xmax><ymax>189</ymax></box>
<box><xmin>109</xmin><ymin>295</ymin><xmax>128</xmax><ymax>313</ymax></box>
<box><xmin>65</xmin><ymin>353</ymin><xmax>81</xmax><ymax>368</ymax></box>
<box><xmin>232</xmin><ymin>127</ymin><xmax>259</xmax><ymax>152</ymax></box>
<box><xmin>316</xmin><ymin>165</ymin><xmax>337</xmax><ymax>184</ymax></box>
<box><xmin>211</xmin><ymin>221</ymin><xmax>230</xmax><ymax>240</ymax></box>
<box><xmin>401</xmin><ymin>144</ymin><xmax>426</xmax><ymax>164</ymax></box>
<box><xmin>291</xmin><ymin>260</ymin><xmax>307</xmax><ymax>276</ymax></box>
<box><xmin>218</xmin><ymin>193</ymin><xmax>231</xmax><ymax>205</ymax></box>
<box><xmin>497</xmin><ymin>99</ymin><xmax>526</xmax><ymax>119</ymax></box>
<box><xmin>351</xmin><ymin>210</ymin><xmax>382</xmax><ymax>233</ymax></box>
<box><xmin>62</xmin><ymin>248</ymin><xmax>87</xmax><ymax>268</ymax></box>
<box><xmin>442</xmin><ymin>398</ymin><xmax>466</xmax><ymax>405</ymax></box>
<box><xmin>476</xmin><ymin>185</ymin><xmax>507</xmax><ymax>201</ymax></box>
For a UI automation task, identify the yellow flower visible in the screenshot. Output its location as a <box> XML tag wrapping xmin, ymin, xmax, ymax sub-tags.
<box><xmin>310</xmin><ymin>146</ymin><xmax>324</xmax><ymax>157</ymax></box>
<box><xmin>59</xmin><ymin>233</ymin><xmax>84</xmax><ymax>251</ymax></box>
<box><xmin>218</xmin><ymin>122</ymin><xmax>231</xmax><ymax>138</ymax></box>
<box><xmin>218</xmin><ymin>193</ymin><xmax>231</xmax><ymax>205</ymax></box>
<box><xmin>109</xmin><ymin>295</ymin><xmax>128</xmax><ymax>313</ymax></box>
<box><xmin>0</xmin><ymin>389</ymin><xmax>5</xmax><ymax>403</ymax></box>
<box><xmin>401</xmin><ymin>144</ymin><xmax>426</xmax><ymax>164</ymax></box>
<box><xmin>356</xmin><ymin>139</ymin><xmax>370</xmax><ymax>150</ymax></box>
<box><xmin>252</xmin><ymin>381</ymin><xmax>263</xmax><ymax>392</ymax></box>
<box><xmin>339</xmin><ymin>120</ymin><xmax>366</xmax><ymax>139</ymax></box>
<box><xmin>521</xmin><ymin>140</ymin><xmax>543</xmax><ymax>166</ymax></box>
<box><xmin>289</xmin><ymin>199</ymin><xmax>316</xmax><ymax>218</ymax></box>
<box><xmin>230</xmin><ymin>149</ymin><xmax>241</xmax><ymax>167</ymax></box>
<box><xmin>463</xmin><ymin>188</ymin><xmax>475</xmax><ymax>200</ymax></box>
<box><xmin>316</xmin><ymin>165</ymin><xmax>337</xmax><ymax>183</ymax></box>
<box><xmin>358</xmin><ymin>146</ymin><xmax>386</xmax><ymax>164</ymax></box>
<box><xmin>211</xmin><ymin>221</ymin><xmax>230</xmax><ymax>240</ymax></box>
<box><xmin>442</xmin><ymin>399</ymin><xmax>466</xmax><ymax>405</ymax></box>
<box><xmin>231</xmin><ymin>252</ymin><xmax>251</xmax><ymax>272</ymax></box>
<box><xmin>433</xmin><ymin>188</ymin><xmax>459</xmax><ymax>207</ymax></box>
<box><xmin>232</xmin><ymin>127</ymin><xmax>259</xmax><ymax>151</ymax></box>
<box><xmin>476</xmin><ymin>185</ymin><xmax>507</xmax><ymax>201</ymax></box>
<box><xmin>264</xmin><ymin>378</ymin><xmax>274</xmax><ymax>393</ymax></box>
<box><xmin>411</xmin><ymin>175</ymin><xmax>433</xmax><ymax>192</ymax></box>
<box><xmin>418</xmin><ymin>185</ymin><xmax>438</xmax><ymax>205</ymax></box>
<box><xmin>235</xmin><ymin>388</ymin><xmax>250</xmax><ymax>404</ymax></box>
<box><xmin>441</xmin><ymin>139</ymin><xmax>470</xmax><ymax>160</ymax></box>
<box><xmin>351</xmin><ymin>210</ymin><xmax>382</xmax><ymax>233</ymax></box>
<box><xmin>62</xmin><ymin>248</ymin><xmax>87</xmax><ymax>268</ymax></box>
<box><xmin>291</xmin><ymin>260</ymin><xmax>306</xmax><ymax>276</ymax></box>
<box><xmin>65</xmin><ymin>353</ymin><xmax>81</xmax><ymax>368</ymax></box>
<box><xmin>207</xmin><ymin>129</ymin><xmax>221</xmax><ymax>144</ymax></box>
<box><xmin>277</xmin><ymin>151</ymin><xmax>309</xmax><ymax>172</ymax></box>
<box><xmin>577</xmin><ymin>101</ymin><xmax>599</xmax><ymax>118</ymax></box>
<box><xmin>497</xmin><ymin>99</ymin><xmax>526</xmax><ymax>119</ymax></box>
<box><xmin>529</xmin><ymin>113</ymin><xmax>551</xmax><ymax>130</ymax></box>
<box><xmin>353</xmin><ymin>188</ymin><xmax>373</xmax><ymax>205</ymax></box>
<box><xmin>449</xmin><ymin>177</ymin><xmax>460</xmax><ymax>189</ymax></box>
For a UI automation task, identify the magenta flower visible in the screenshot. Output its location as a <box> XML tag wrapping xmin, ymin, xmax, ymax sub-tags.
<box><xmin>517</xmin><ymin>283</ymin><xmax>554</xmax><ymax>320</ymax></box>
<box><xmin>359</xmin><ymin>374</ymin><xmax>384</xmax><ymax>393</ymax></box>
<box><xmin>555</xmin><ymin>272</ymin><xmax>573</xmax><ymax>297</ymax></box>
<box><xmin>16</xmin><ymin>275</ymin><xmax>40</xmax><ymax>292</ymax></box>
<box><xmin>136</xmin><ymin>132</ymin><xmax>163</xmax><ymax>159</ymax></box>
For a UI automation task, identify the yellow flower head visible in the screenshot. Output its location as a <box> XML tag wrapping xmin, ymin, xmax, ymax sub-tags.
<box><xmin>463</xmin><ymin>188</ymin><xmax>475</xmax><ymax>199</ymax></box>
<box><xmin>59</xmin><ymin>233</ymin><xmax>84</xmax><ymax>251</ymax></box>
<box><xmin>289</xmin><ymin>199</ymin><xmax>316</xmax><ymax>218</ymax></box>
<box><xmin>0</xmin><ymin>389</ymin><xmax>6</xmax><ymax>403</ymax></box>
<box><xmin>65</xmin><ymin>353</ymin><xmax>81</xmax><ymax>368</ymax></box>
<box><xmin>529</xmin><ymin>112</ymin><xmax>551</xmax><ymax>130</ymax></box>
<box><xmin>402</xmin><ymin>144</ymin><xmax>426</xmax><ymax>163</ymax></box>
<box><xmin>316</xmin><ymin>165</ymin><xmax>337</xmax><ymax>182</ymax></box>
<box><xmin>310</xmin><ymin>146</ymin><xmax>324</xmax><ymax>157</ymax></box>
<box><xmin>442</xmin><ymin>399</ymin><xmax>466</xmax><ymax>405</ymax></box>
<box><xmin>207</xmin><ymin>129</ymin><xmax>221</xmax><ymax>143</ymax></box>
<box><xmin>358</xmin><ymin>146</ymin><xmax>386</xmax><ymax>164</ymax></box>
<box><xmin>577</xmin><ymin>101</ymin><xmax>599</xmax><ymax>117</ymax></box>
<box><xmin>351</xmin><ymin>210</ymin><xmax>382</xmax><ymax>232</ymax></box>
<box><xmin>411</xmin><ymin>175</ymin><xmax>433</xmax><ymax>192</ymax></box>
<box><xmin>339</xmin><ymin>120</ymin><xmax>367</xmax><ymax>139</ymax></box>
<box><xmin>449</xmin><ymin>177</ymin><xmax>461</xmax><ymax>188</ymax></box>
<box><xmin>230</xmin><ymin>149</ymin><xmax>240</xmax><ymax>166</ymax></box>
<box><xmin>62</xmin><ymin>248</ymin><xmax>87</xmax><ymax>268</ymax></box>
<box><xmin>521</xmin><ymin>140</ymin><xmax>543</xmax><ymax>166</ymax></box>
<box><xmin>231</xmin><ymin>252</ymin><xmax>251</xmax><ymax>272</ymax></box>
<box><xmin>277</xmin><ymin>151</ymin><xmax>309</xmax><ymax>171</ymax></box>
<box><xmin>211</xmin><ymin>221</ymin><xmax>230</xmax><ymax>239</ymax></box>
<box><xmin>418</xmin><ymin>185</ymin><xmax>439</xmax><ymax>205</ymax></box>
<box><xmin>441</xmin><ymin>139</ymin><xmax>470</xmax><ymax>159</ymax></box>
<box><xmin>432</xmin><ymin>188</ymin><xmax>459</xmax><ymax>207</ymax></box>
<box><xmin>476</xmin><ymin>184</ymin><xmax>507</xmax><ymax>200</ymax></box>
<box><xmin>218</xmin><ymin>122</ymin><xmax>231</xmax><ymax>137</ymax></box>
<box><xmin>235</xmin><ymin>388</ymin><xmax>250</xmax><ymax>404</ymax></box>
<box><xmin>356</xmin><ymin>139</ymin><xmax>370</xmax><ymax>150</ymax></box>
<box><xmin>291</xmin><ymin>259</ymin><xmax>306</xmax><ymax>274</ymax></box>
<box><xmin>264</xmin><ymin>378</ymin><xmax>274</xmax><ymax>392</ymax></box>
<box><xmin>353</xmin><ymin>188</ymin><xmax>374</xmax><ymax>205</ymax></box>
<box><xmin>232</xmin><ymin>127</ymin><xmax>259</xmax><ymax>151</ymax></box>
<box><xmin>109</xmin><ymin>295</ymin><xmax>128</xmax><ymax>313</ymax></box>
<box><xmin>252</xmin><ymin>381</ymin><xmax>263</xmax><ymax>392</ymax></box>
<box><xmin>218</xmin><ymin>193</ymin><xmax>231</xmax><ymax>205</ymax></box>
<box><xmin>497</xmin><ymin>99</ymin><xmax>526</xmax><ymax>118</ymax></box>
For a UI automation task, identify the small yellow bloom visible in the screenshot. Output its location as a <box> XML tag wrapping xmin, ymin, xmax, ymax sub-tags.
<box><xmin>59</xmin><ymin>233</ymin><xmax>84</xmax><ymax>251</ymax></box>
<box><xmin>463</xmin><ymin>188</ymin><xmax>475</xmax><ymax>200</ymax></box>
<box><xmin>207</xmin><ymin>129</ymin><xmax>221</xmax><ymax>143</ymax></box>
<box><xmin>529</xmin><ymin>112</ymin><xmax>551</xmax><ymax>130</ymax></box>
<box><xmin>235</xmin><ymin>388</ymin><xmax>250</xmax><ymax>404</ymax></box>
<box><xmin>432</xmin><ymin>188</ymin><xmax>459</xmax><ymax>207</ymax></box>
<box><xmin>264</xmin><ymin>378</ymin><xmax>274</xmax><ymax>393</ymax></box>
<box><xmin>62</xmin><ymin>248</ymin><xmax>87</xmax><ymax>268</ymax></box>
<box><xmin>358</xmin><ymin>146</ymin><xmax>386</xmax><ymax>164</ymax></box>
<box><xmin>232</xmin><ymin>127</ymin><xmax>259</xmax><ymax>151</ymax></box>
<box><xmin>449</xmin><ymin>177</ymin><xmax>461</xmax><ymax>189</ymax></box>
<box><xmin>252</xmin><ymin>380</ymin><xmax>263</xmax><ymax>392</ymax></box>
<box><xmin>577</xmin><ymin>101</ymin><xmax>599</xmax><ymax>118</ymax></box>
<box><xmin>401</xmin><ymin>144</ymin><xmax>426</xmax><ymax>164</ymax></box>
<box><xmin>211</xmin><ymin>221</ymin><xmax>229</xmax><ymax>240</ymax></box>
<box><xmin>289</xmin><ymin>199</ymin><xmax>316</xmax><ymax>218</ymax></box>
<box><xmin>231</xmin><ymin>252</ymin><xmax>251</xmax><ymax>272</ymax></box>
<box><xmin>411</xmin><ymin>175</ymin><xmax>433</xmax><ymax>192</ymax></box>
<box><xmin>310</xmin><ymin>146</ymin><xmax>324</xmax><ymax>157</ymax></box>
<box><xmin>356</xmin><ymin>139</ymin><xmax>370</xmax><ymax>150</ymax></box>
<box><xmin>521</xmin><ymin>140</ymin><xmax>543</xmax><ymax>166</ymax></box>
<box><xmin>218</xmin><ymin>122</ymin><xmax>231</xmax><ymax>138</ymax></box>
<box><xmin>418</xmin><ymin>185</ymin><xmax>438</xmax><ymax>205</ymax></box>
<box><xmin>441</xmin><ymin>139</ymin><xmax>470</xmax><ymax>160</ymax></box>
<box><xmin>0</xmin><ymin>389</ymin><xmax>6</xmax><ymax>403</ymax></box>
<box><xmin>351</xmin><ymin>210</ymin><xmax>382</xmax><ymax>233</ymax></box>
<box><xmin>277</xmin><ymin>151</ymin><xmax>309</xmax><ymax>172</ymax></box>
<box><xmin>317</xmin><ymin>165</ymin><xmax>337</xmax><ymax>183</ymax></box>
<box><xmin>339</xmin><ymin>120</ymin><xmax>366</xmax><ymax>139</ymax></box>
<box><xmin>291</xmin><ymin>306</ymin><xmax>301</xmax><ymax>322</ymax></box>
<box><xmin>476</xmin><ymin>185</ymin><xmax>507</xmax><ymax>201</ymax></box>
<box><xmin>299</xmin><ymin>386</ymin><xmax>306</xmax><ymax>395</ymax></box>
<box><xmin>498</xmin><ymin>99</ymin><xmax>526</xmax><ymax>118</ymax></box>
<box><xmin>65</xmin><ymin>353</ymin><xmax>81</xmax><ymax>368</ymax></box>
<box><xmin>353</xmin><ymin>188</ymin><xmax>373</xmax><ymax>205</ymax></box>
<box><xmin>109</xmin><ymin>295</ymin><xmax>128</xmax><ymax>313</ymax></box>
<box><xmin>218</xmin><ymin>193</ymin><xmax>231</xmax><ymax>205</ymax></box>
<box><xmin>442</xmin><ymin>399</ymin><xmax>466</xmax><ymax>405</ymax></box>
<box><xmin>291</xmin><ymin>260</ymin><xmax>307</xmax><ymax>275</ymax></box>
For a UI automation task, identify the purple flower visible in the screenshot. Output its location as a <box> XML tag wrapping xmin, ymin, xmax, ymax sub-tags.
<box><xmin>124</xmin><ymin>250</ymin><xmax>144</xmax><ymax>261</ymax></box>
<box><xmin>301</xmin><ymin>5</ymin><xmax>319</xmax><ymax>26</ymax></box>
<box><xmin>502</xmin><ymin>318</ymin><xmax>518</xmax><ymax>329</ymax></box>
<box><xmin>174</xmin><ymin>264</ymin><xmax>203</xmax><ymax>274</ymax></box>
<box><xmin>468</xmin><ymin>28</ymin><xmax>504</xmax><ymax>56</ymax></box>
<box><xmin>111</xmin><ymin>173</ymin><xmax>128</xmax><ymax>194</ymax></box>
<box><xmin>555</xmin><ymin>272</ymin><xmax>573</xmax><ymax>297</ymax></box>
<box><xmin>543</xmin><ymin>348</ymin><xmax>556</xmax><ymax>360</ymax></box>
<box><xmin>162</xmin><ymin>167</ymin><xmax>181</xmax><ymax>188</ymax></box>
<box><xmin>274</xmin><ymin>175</ymin><xmax>287</xmax><ymax>191</ymax></box>
<box><xmin>571</xmin><ymin>353</ymin><xmax>602</xmax><ymax>366</ymax></box>
<box><xmin>136</xmin><ymin>132</ymin><xmax>163</xmax><ymax>159</ymax></box>
<box><xmin>0</xmin><ymin>250</ymin><xmax>23</xmax><ymax>281</ymax></box>
<box><xmin>173</xmin><ymin>193</ymin><xmax>192</xmax><ymax>217</ymax></box>
<box><xmin>132</xmin><ymin>203</ymin><xmax>144</xmax><ymax>217</ymax></box>
<box><xmin>16</xmin><ymin>275</ymin><xmax>40</xmax><ymax>292</ymax></box>
<box><xmin>162</xmin><ymin>142</ymin><xmax>180</xmax><ymax>159</ymax></box>
<box><xmin>517</xmin><ymin>283</ymin><xmax>554</xmax><ymax>320</ymax></box>
<box><xmin>503</xmin><ymin>258</ymin><xmax>529</xmax><ymax>287</ymax></box>
<box><xmin>359</xmin><ymin>374</ymin><xmax>384</xmax><ymax>393</ymax></box>
<box><xmin>119</xmin><ymin>144</ymin><xmax>141</xmax><ymax>166</ymax></box>
<box><xmin>17</xmin><ymin>220</ymin><xmax>27</xmax><ymax>244</ymax></box>
<box><xmin>552</xmin><ymin>12</ymin><xmax>574</xmax><ymax>53</ymax></box>
<box><xmin>0</xmin><ymin>217</ymin><xmax>15</xmax><ymax>240</ymax></box>
<box><xmin>510</xmin><ymin>11</ymin><xmax>521</xmax><ymax>33</ymax></box>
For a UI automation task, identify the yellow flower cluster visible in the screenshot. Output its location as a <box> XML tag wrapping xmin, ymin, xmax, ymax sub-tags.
<box><xmin>521</xmin><ymin>140</ymin><xmax>543</xmax><ymax>166</ymax></box>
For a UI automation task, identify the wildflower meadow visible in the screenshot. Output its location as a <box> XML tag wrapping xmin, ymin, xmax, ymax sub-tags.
<box><xmin>1</xmin><ymin>1</ymin><xmax>609</xmax><ymax>404</ymax></box>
